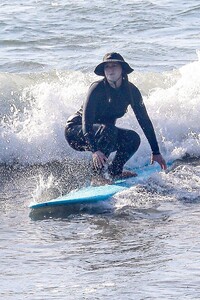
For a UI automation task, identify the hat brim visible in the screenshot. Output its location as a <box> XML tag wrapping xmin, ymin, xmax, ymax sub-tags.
<box><xmin>94</xmin><ymin>59</ymin><xmax>134</xmax><ymax>76</ymax></box>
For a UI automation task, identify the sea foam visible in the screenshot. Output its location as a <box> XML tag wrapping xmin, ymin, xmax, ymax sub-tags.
<box><xmin>0</xmin><ymin>53</ymin><xmax>200</xmax><ymax>166</ymax></box>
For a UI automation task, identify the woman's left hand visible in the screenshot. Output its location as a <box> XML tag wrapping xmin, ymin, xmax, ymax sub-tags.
<box><xmin>92</xmin><ymin>150</ymin><xmax>107</xmax><ymax>171</ymax></box>
<box><xmin>151</xmin><ymin>154</ymin><xmax>167</xmax><ymax>170</ymax></box>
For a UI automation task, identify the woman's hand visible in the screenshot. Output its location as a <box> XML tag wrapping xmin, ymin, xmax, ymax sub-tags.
<box><xmin>151</xmin><ymin>154</ymin><xmax>167</xmax><ymax>170</ymax></box>
<box><xmin>92</xmin><ymin>151</ymin><xmax>108</xmax><ymax>170</ymax></box>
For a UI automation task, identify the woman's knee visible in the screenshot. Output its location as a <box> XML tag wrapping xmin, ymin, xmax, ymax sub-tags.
<box><xmin>118</xmin><ymin>129</ymin><xmax>141</xmax><ymax>153</ymax></box>
<box><xmin>130</xmin><ymin>130</ymin><xmax>141</xmax><ymax>150</ymax></box>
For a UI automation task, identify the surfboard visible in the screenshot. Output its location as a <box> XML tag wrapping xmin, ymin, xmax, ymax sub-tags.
<box><xmin>29</xmin><ymin>164</ymin><xmax>161</xmax><ymax>210</ymax></box>
<box><xmin>29</xmin><ymin>181</ymin><xmax>127</xmax><ymax>209</ymax></box>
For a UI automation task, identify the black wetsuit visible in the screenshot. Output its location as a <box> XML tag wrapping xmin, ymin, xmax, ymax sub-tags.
<box><xmin>65</xmin><ymin>79</ymin><xmax>160</xmax><ymax>176</ymax></box>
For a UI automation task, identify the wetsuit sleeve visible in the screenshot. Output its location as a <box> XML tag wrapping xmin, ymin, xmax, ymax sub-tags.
<box><xmin>82</xmin><ymin>83</ymin><xmax>99</xmax><ymax>153</ymax></box>
<box><xmin>130</xmin><ymin>85</ymin><xmax>160</xmax><ymax>155</ymax></box>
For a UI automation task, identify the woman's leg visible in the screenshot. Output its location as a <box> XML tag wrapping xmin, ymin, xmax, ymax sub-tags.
<box><xmin>108</xmin><ymin>128</ymin><xmax>141</xmax><ymax>176</ymax></box>
<box><xmin>64</xmin><ymin>124</ymin><xmax>118</xmax><ymax>154</ymax></box>
<box><xmin>65</xmin><ymin>125</ymin><xmax>87</xmax><ymax>151</ymax></box>
<box><xmin>65</xmin><ymin>124</ymin><xmax>140</xmax><ymax>177</ymax></box>
<box><xmin>94</xmin><ymin>124</ymin><xmax>118</xmax><ymax>156</ymax></box>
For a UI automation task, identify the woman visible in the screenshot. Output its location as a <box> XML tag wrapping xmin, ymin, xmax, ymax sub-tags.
<box><xmin>65</xmin><ymin>52</ymin><xmax>166</xmax><ymax>181</ymax></box>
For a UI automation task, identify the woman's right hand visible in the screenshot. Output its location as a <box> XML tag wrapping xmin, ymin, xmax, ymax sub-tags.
<box><xmin>92</xmin><ymin>150</ymin><xmax>108</xmax><ymax>170</ymax></box>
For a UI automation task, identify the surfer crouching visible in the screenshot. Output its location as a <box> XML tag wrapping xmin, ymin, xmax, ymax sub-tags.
<box><xmin>65</xmin><ymin>52</ymin><xmax>167</xmax><ymax>183</ymax></box>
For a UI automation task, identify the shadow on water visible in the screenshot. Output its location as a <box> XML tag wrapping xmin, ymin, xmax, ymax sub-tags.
<box><xmin>29</xmin><ymin>204</ymin><xmax>84</xmax><ymax>220</ymax></box>
<box><xmin>29</xmin><ymin>201</ymin><xmax>114</xmax><ymax>221</ymax></box>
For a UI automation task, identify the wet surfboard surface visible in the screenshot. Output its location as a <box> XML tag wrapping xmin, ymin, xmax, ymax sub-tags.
<box><xmin>29</xmin><ymin>164</ymin><xmax>161</xmax><ymax>210</ymax></box>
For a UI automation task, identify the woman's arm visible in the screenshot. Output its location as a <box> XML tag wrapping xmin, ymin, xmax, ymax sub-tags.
<box><xmin>130</xmin><ymin>85</ymin><xmax>167</xmax><ymax>170</ymax></box>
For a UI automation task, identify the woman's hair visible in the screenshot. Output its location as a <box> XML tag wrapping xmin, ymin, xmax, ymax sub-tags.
<box><xmin>123</xmin><ymin>72</ymin><xmax>134</xmax><ymax>104</ymax></box>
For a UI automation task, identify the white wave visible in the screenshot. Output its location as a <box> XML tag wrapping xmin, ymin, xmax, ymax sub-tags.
<box><xmin>143</xmin><ymin>51</ymin><xmax>200</xmax><ymax>162</ymax></box>
<box><xmin>0</xmin><ymin>53</ymin><xmax>200</xmax><ymax>166</ymax></box>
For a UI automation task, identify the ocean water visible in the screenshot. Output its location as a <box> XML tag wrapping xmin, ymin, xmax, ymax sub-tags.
<box><xmin>0</xmin><ymin>1</ymin><xmax>200</xmax><ymax>299</ymax></box>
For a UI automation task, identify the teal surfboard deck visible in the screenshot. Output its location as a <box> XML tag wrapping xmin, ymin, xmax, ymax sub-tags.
<box><xmin>29</xmin><ymin>164</ymin><xmax>162</xmax><ymax>210</ymax></box>
<box><xmin>29</xmin><ymin>181</ymin><xmax>127</xmax><ymax>209</ymax></box>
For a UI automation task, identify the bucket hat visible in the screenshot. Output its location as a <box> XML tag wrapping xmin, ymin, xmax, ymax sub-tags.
<box><xmin>94</xmin><ymin>52</ymin><xmax>134</xmax><ymax>76</ymax></box>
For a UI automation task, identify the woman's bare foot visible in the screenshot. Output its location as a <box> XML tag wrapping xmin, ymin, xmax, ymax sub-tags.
<box><xmin>91</xmin><ymin>175</ymin><xmax>113</xmax><ymax>186</ymax></box>
<box><xmin>112</xmin><ymin>170</ymin><xmax>137</xmax><ymax>180</ymax></box>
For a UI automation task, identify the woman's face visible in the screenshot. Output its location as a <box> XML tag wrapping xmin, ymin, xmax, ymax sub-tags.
<box><xmin>104</xmin><ymin>62</ymin><xmax>122</xmax><ymax>83</ymax></box>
